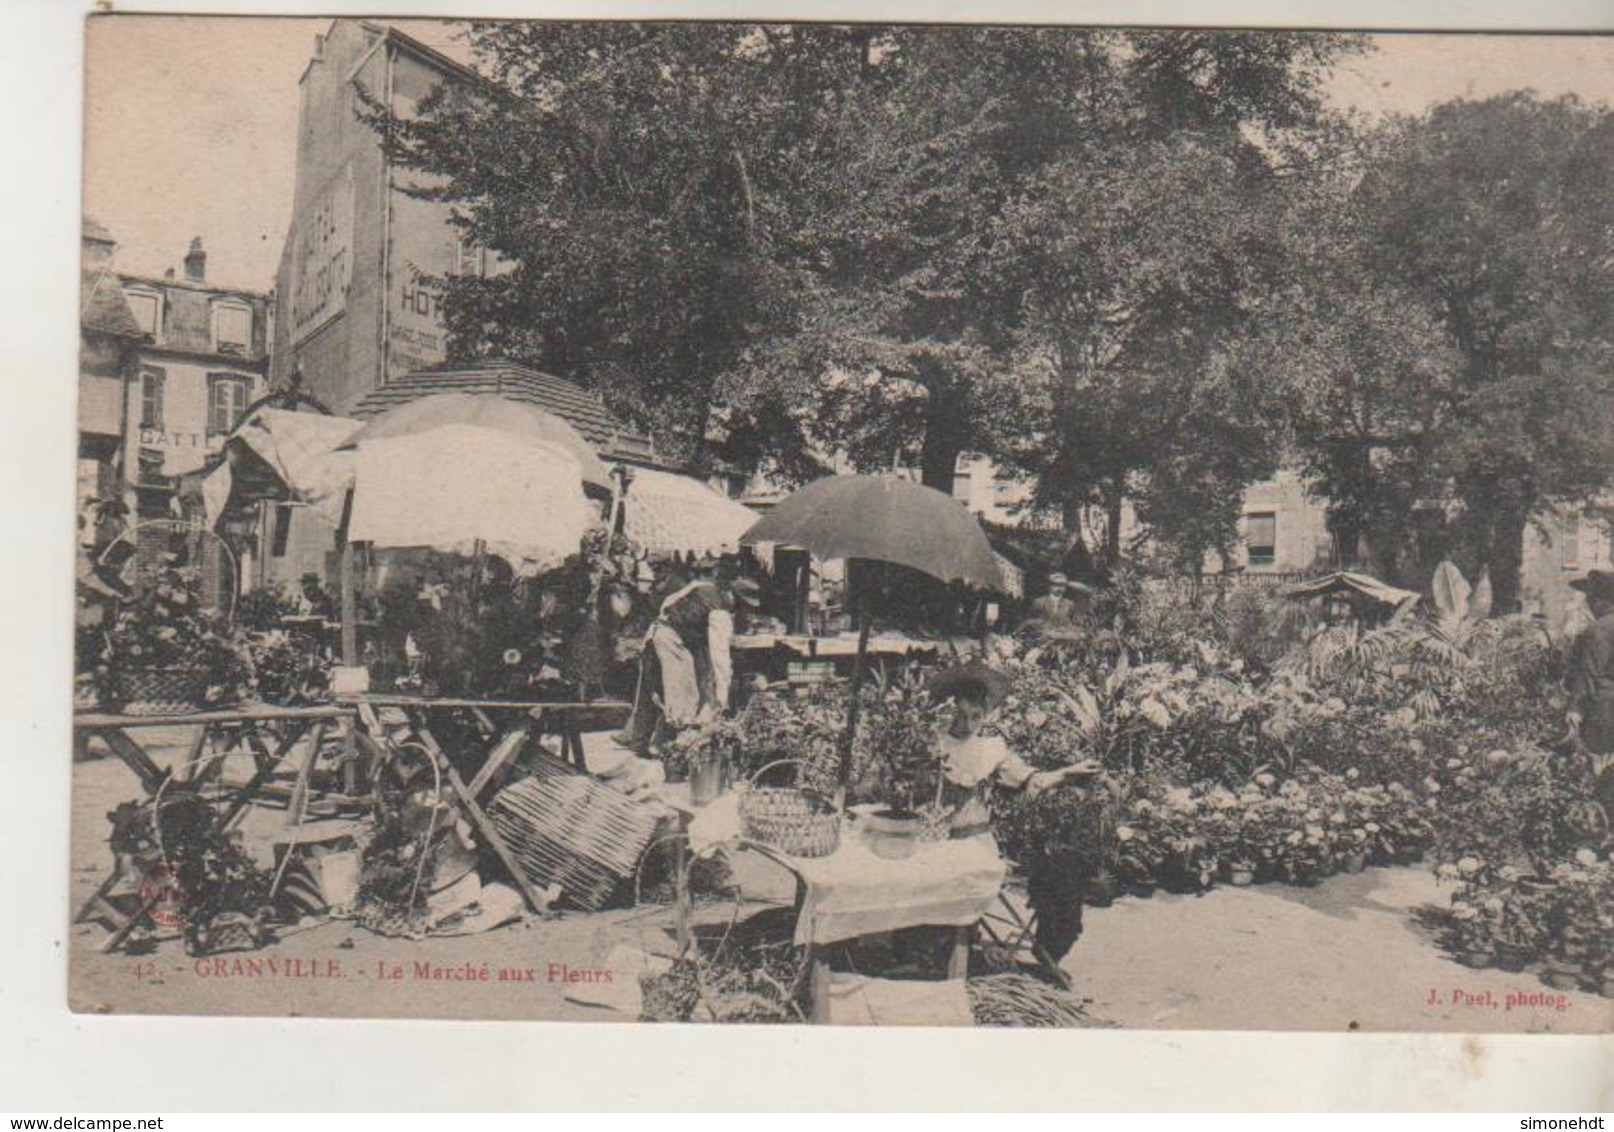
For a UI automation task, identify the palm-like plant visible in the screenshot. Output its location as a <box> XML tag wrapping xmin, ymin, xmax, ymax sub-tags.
<box><xmin>1277</xmin><ymin>561</ymin><xmax>1554</xmax><ymax>722</ymax></box>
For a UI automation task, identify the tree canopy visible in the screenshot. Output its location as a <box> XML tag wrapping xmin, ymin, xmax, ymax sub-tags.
<box><xmin>369</xmin><ymin>27</ymin><xmax>1613</xmax><ymax>602</ymax></box>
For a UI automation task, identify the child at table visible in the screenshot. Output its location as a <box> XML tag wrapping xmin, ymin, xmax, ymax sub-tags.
<box><xmin>927</xmin><ymin>662</ymin><xmax>1102</xmax><ymax>964</ymax></box>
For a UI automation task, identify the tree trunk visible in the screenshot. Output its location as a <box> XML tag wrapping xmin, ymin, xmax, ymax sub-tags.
<box><xmin>1103</xmin><ymin>482</ymin><xmax>1125</xmax><ymax>569</ymax></box>
<box><xmin>919</xmin><ymin>379</ymin><xmax>969</xmax><ymax>493</ymax></box>
<box><xmin>1486</xmin><ymin>495</ymin><xmax>1528</xmax><ymax>615</ymax></box>
<box><xmin>1327</xmin><ymin>505</ymin><xmax>1363</xmax><ymax>572</ymax></box>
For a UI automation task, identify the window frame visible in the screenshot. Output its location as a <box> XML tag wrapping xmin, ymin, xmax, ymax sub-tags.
<box><xmin>123</xmin><ymin>287</ymin><xmax>162</xmax><ymax>341</ymax></box>
<box><xmin>211</xmin><ymin>301</ymin><xmax>253</xmax><ymax>355</ymax></box>
<box><xmin>1245</xmin><ymin>511</ymin><xmax>1278</xmax><ymax>570</ymax></box>
<box><xmin>454</xmin><ymin>236</ymin><xmax>486</xmax><ymax>278</ymax></box>
<box><xmin>1561</xmin><ymin>511</ymin><xmax>1582</xmax><ymax>570</ymax></box>
<box><xmin>138</xmin><ymin>366</ymin><xmax>166</xmax><ymax>431</ymax></box>
<box><xmin>269</xmin><ymin>503</ymin><xmax>293</xmax><ymax>559</ymax></box>
<box><xmin>207</xmin><ymin>373</ymin><xmax>252</xmax><ymax>437</ymax></box>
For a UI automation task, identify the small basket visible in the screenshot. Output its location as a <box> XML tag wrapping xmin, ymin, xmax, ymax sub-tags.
<box><xmin>739</xmin><ymin>759</ymin><xmax>841</xmax><ymax>859</ymax></box>
<box><xmin>111</xmin><ymin>665</ymin><xmax>212</xmax><ymax>717</ymax></box>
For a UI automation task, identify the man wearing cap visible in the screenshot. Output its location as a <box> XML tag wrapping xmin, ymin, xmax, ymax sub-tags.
<box><xmin>927</xmin><ymin>662</ymin><xmax>1104</xmax><ymax>964</ymax></box>
<box><xmin>1025</xmin><ymin>571</ymin><xmax>1089</xmax><ymax>629</ymax></box>
<box><xmin>296</xmin><ymin>572</ymin><xmax>336</xmax><ymax>620</ymax></box>
<box><xmin>623</xmin><ymin>563</ymin><xmax>762</xmax><ymax>753</ymax></box>
<box><xmin>1567</xmin><ymin>570</ymin><xmax>1614</xmax><ymax>784</ymax></box>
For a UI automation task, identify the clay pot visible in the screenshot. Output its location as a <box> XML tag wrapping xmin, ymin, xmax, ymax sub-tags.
<box><xmin>1229</xmin><ymin>867</ymin><xmax>1255</xmax><ymax>887</ymax></box>
<box><xmin>1543</xmin><ymin>962</ymin><xmax>1584</xmax><ymax>992</ymax></box>
<box><xmin>1343</xmin><ymin>851</ymin><xmax>1368</xmax><ymax>875</ymax></box>
<box><xmin>864</xmin><ymin>809</ymin><xmax>926</xmax><ymax>861</ymax></box>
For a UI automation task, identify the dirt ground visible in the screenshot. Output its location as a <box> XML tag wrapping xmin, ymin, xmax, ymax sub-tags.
<box><xmin>67</xmin><ymin>728</ymin><xmax>1614</xmax><ymax>1031</ymax></box>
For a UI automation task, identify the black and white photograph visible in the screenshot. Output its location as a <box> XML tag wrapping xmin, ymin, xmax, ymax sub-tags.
<box><xmin>65</xmin><ymin>10</ymin><xmax>1614</xmax><ymax>1035</ymax></box>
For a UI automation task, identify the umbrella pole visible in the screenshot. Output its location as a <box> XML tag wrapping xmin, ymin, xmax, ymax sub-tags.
<box><xmin>339</xmin><ymin>486</ymin><xmax>357</xmax><ymax>667</ymax></box>
<box><xmin>837</xmin><ymin>560</ymin><xmax>876</xmax><ymax>803</ymax></box>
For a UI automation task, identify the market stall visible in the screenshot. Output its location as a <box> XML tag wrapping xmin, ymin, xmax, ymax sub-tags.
<box><xmin>72</xmin><ymin>704</ymin><xmax>355</xmax><ymax>953</ymax></box>
<box><xmin>743</xmin><ymin>473</ymin><xmax>1006</xmax><ymax>791</ymax></box>
<box><xmin>661</xmin><ymin>786</ymin><xmax>1008</xmax><ymax>1022</ymax></box>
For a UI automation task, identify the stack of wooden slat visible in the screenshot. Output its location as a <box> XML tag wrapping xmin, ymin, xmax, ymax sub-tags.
<box><xmin>488</xmin><ymin>755</ymin><xmax>669</xmax><ymax>911</ymax></box>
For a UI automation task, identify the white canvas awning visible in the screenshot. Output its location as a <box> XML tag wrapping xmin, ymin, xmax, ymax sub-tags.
<box><xmin>347</xmin><ymin>426</ymin><xmax>594</xmax><ymax>575</ymax></box>
<box><xmin>206</xmin><ymin>409</ymin><xmax>361</xmax><ymax>528</ymax></box>
<box><xmin>623</xmin><ymin>467</ymin><xmax>758</xmax><ymax>555</ymax></box>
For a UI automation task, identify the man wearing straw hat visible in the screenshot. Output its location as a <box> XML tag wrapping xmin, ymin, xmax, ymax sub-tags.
<box><xmin>1025</xmin><ymin>571</ymin><xmax>1091</xmax><ymax>630</ymax></box>
<box><xmin>926</xmin><ymin>661</ymin><xmax>1103</xmax><ymax>965</ymax></box>
<box><xmin>1567</xmin><ymin>570</ymin><xmax>1614</xmax><ymax>804</ymax></box>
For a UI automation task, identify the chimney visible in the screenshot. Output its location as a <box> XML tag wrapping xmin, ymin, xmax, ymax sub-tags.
<box><xmin>184</xmin><ymin>237</ymin><xmax>206</xmax><ymax>283</ymax></box>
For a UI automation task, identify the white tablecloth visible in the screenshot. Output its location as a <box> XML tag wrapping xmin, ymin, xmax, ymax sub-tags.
<box><xmin>683</xmin><ymin>791</ymin><xmax>1007</xmax><ymax>946</ymax></box>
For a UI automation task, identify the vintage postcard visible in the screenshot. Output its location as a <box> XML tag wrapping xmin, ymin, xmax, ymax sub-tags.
<box><xmin>71</xmin><ymin>13</ymin><xmax>1614</xmax><ymax>1032</ymax></box>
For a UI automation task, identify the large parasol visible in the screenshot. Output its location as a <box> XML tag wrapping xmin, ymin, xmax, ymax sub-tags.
<box><xmin>333</xmin><ymin>397</ymin><xmax>603</xmax><ymax>666</ymax></box>
<box><xmin>742</xmin><ymin>474</ymin><xmax>1005</xmax><ymax>792</ymax></box>
<box><xmin>743</xmin><ymin>474</ymin><xmax>1003</xmax><ymax>589</ymax></box>
<box><xmin>341</xmin><ymin>392</ymin><xmax>613</xmax><ymax>495</ymax></box>
<box><xmin>622</xmin><ymin>467</ymin><xmax>758</xmax><ymax>556</ymax></box>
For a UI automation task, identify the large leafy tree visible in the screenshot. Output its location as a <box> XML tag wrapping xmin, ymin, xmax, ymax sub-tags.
<box><xmin>1303</xmin><ymin>94</ymin><xmax>1614</xmax><ymax>607</ymax></box>
<box><xmin>374</xmin><ymin>24</ymin><xmax>1360</xmax><ymax>512</ymax></box>
<box><xmin>369</xmin><ymin>22</ymin><xmax>879</xmax><ymax>474</ymax></box>
<box><xmin>979</xmin><ymin>31</ymin><xmax>1364</xmax><ymax>566</ymax></box>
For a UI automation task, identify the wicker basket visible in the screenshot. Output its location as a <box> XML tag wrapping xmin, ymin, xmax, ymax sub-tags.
<box><xmin>739</xmin><ymin>760</ymin><xmax>841</xmax><ymax>859</ymax></box>
<box><xmin>111</xmin><ymin>665</ymin><xmax>211</xmax><ymax>717</ymax></box>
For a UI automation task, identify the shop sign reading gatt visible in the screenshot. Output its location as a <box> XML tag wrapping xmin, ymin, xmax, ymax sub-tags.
<box><xmin>290</xmin><ymin>162</ymin><xmax>355</xmax><ymax>344</ymax></box>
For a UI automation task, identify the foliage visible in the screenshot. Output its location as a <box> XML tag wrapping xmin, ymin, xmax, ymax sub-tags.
<box><xmin>369</xmin><ymin>23</ymin><xmax>1363</xmax><ymax>534</ymax></box>
<box><xmin>95</xmin><ymin>562</ymin><xmax>252</xmax><ymax>708</ymax></box>
<box><xmin>1302</xmin><ymin>95</ymin><xmax>1614</xmax><ymax>603</ymax></box>
<box><xmin>235</xmin><ymin>584</ymin><xmax>300</xmax><ymax>633</ymax></box>
<box><xmin>242</xmin><ymin>630</ymin><xmax>331</xmax><ymax>706</ymax></box>
<box><xmin>1435</xmin><ymin>849</ymin><xmax>1614</xmax><ymax>980</ymax></box>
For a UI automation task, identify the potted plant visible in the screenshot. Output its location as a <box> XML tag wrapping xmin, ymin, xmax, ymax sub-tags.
<box><xmin>102</xmin><ymin>560</ymin><xmax>250</xmax><ymax>715</ymax></box>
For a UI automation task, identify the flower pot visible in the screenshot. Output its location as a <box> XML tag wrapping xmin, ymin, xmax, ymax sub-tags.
<box><xmin>863</xmin><ymin>809</ymin><xmax>926</xmax><ymax>861</ymax></box>
<box><xmin>1543</xmin><ymin>962</ymin><xmax>1584</xmax><ymax>992</ymax></box>
<box><xmin>1229</xmin><ymin>867</ymin><xmax>1255</xmax><ymax>887</ymax></box>
<box><xmin>1494</xmin><ymin>944</ymin><xmax>1533</xmax><ymax>973</ymax></box>
<box><xmin>1599</xmin><ymin>975</ymin><xmax>1614</xmax><ymax>1000</ymax></box>
<box><xmin>1343</xmin><ymin>851</ymin><xmax>1367</xmax><ymax>875</ymax></box>
<box><xmin>1086</xmin><ymin>870</ymin><xmax>1117</xmax><ymax>907</ymax></box>
<box><xmin>688</xmin><ymin>750</ymin><xmax>727</xmax><ymax>807</ymax></box>
<box><xmin>1457</xmin><ymin>949</ymin><xmax>1495</xmax><ymax>970</ymax></box>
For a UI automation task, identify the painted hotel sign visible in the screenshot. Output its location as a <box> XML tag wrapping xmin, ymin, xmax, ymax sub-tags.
<box><xmin>290</xmin><ymin>163</ymin><xmax>355</xmax><ymax>344</ymax></box>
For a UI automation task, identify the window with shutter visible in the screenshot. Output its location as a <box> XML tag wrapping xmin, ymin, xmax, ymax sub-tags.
<box><xmin>139</xmin><ymin>368</ymin><xmax>165</xmax><ymax>430</ymax></box>
<box><xmin>208</xmin><ymin>375</ymin><xmax>250</xmax><ymax>435</ymax></box>
<box><xmin>1245</xmin><ymin>512</ymin><xmax>1278</xmax><ymax>569</ymax></box>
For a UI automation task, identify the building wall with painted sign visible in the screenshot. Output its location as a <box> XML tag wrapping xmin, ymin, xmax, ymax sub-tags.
<box><xmin>272</xmin><ymin>20</ymin><xmax>483</xmax><ymax>413</ymax></box>
<box><xmin>270</xmin><ymin>19</ymin><xmax>390</xmax><ymax>413</ymax></box>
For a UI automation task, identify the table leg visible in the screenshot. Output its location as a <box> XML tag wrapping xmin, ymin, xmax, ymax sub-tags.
<box><xmin>946</xmin><ymin>924</ymin><xmax>972</xmax><ymax>980</ymax></box>
<box><xmin>673</xmin><ymin>834</ymin><xmax>691</xmax><ymax>955</ymax></box>
<box><xmin>216</xmin><ymin>721</ymin><xmax>303</xmax><ymax>835</ymax></box>
<box><xmin>466</xmin><ymin>725</ymin><xmax>529</xmax><ymax>799</ymax></box>
<box><xmin>808</xmin><ymin>945</ymin><xmax>834</xmax><ymax>1024</ymax></box>
<box><xmin>413</xmin><ymin>726</ymin><xmax>550</xmax><ymax>917</ymax></box>
<box><xmin>100</xmin><ymin>891</ymin><xmax>162</xmax><ymax>954</ymax></box>
<box><xmin>177</xmin><ymin>724</ymin><xmax>211</xmax><ymax>784</ymax></box>
<box><xmin>94</xmin><ymin>728</ymin><xmax>168</xmax><ymax>795</ymax></box>
<box><xmin>284</xmin><ymin>720</ymin><xmax>327</xmax><ymax>827</ymax></box>
<box><xmin>566</xmin><ymin>722</ymin><xmax>588</xmax><ymax>772</ymax></box>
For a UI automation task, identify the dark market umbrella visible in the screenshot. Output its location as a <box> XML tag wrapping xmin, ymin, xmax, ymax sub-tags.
<box><xmin>743</xmin><ymin>474</ymin><xmax>1004</xmax><ymax>589</ymax></box>
<box><xmin>741</xmin><ymin>474</ymin><xmax>1006</xmax><ymax>793</ymax></box>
